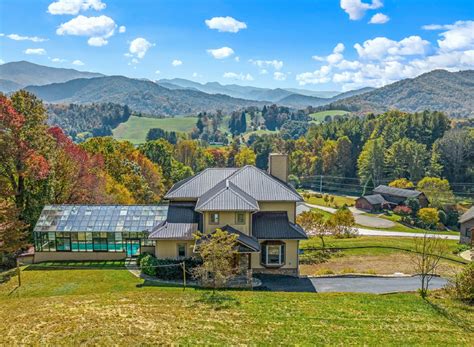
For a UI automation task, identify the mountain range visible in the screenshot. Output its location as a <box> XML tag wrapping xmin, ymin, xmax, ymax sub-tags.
<box><xmin>1</xmin><ymin>61</ymin><xmax>473</xmax><ymax>117</ymax></box>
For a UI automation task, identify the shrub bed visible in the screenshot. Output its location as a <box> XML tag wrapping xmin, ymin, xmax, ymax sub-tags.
<box><xmin>139</xmin><ymin>254</ymin><xmax>202</xmax><ymax>280</ymax></box>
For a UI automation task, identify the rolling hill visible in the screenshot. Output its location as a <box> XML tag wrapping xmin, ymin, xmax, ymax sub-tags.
<box><xmin>330</xmin><ymin>70</ymin><xmax>474</xmax><ymax>118</ymax></box>
<box><xmin>0</xmin><ymin>61</ymin><xmax>103</xmax><ymax>91</ymax></box>
<box><xmin>25</xmin><ymin>75</ymin><xmax>266</xmax><ymax>116</ymax></box>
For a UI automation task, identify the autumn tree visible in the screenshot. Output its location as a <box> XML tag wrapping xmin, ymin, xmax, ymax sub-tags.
<box><xmin>0</xmin><ymin>91</ymin><xmax>51</xmax><ymax>227</ymax></box>
<box><xmin>357</xmin><ymin>138</ymin><xmax>385</xmax><ymax>189</ymax></box>
<box><xmin>297</xmin><ymin>210</ymin><xmax>330</xmax><ymax>248</ymax></box>
<box><xmin>417</xmin><ymin>208</ymin><xmax>440</xmax><ymax>229</ymax></box>
<box><xmin>235</xmin><ymin>147</ymin><xmax>256</xmax><ymax>167</ymax></box>
<box><xmin>389</xmin><ymin>178</ymin><xmax>415</xmax><ymax>189</ymax></box>
<box><xmin>0</xmin><ymin>202</ymin><xmax>28</xmax><ymax>256</ymax></box>
<box><xmin>193</xmin><ymin>229</ymin><xmax>239</xmax><ymax>291</ymax></box>
<box><xmin>417</xmin><ymin>177</ymin><xmax>454</xmax><ymax>208</ymax></box>
<box><xmin>329</xmin><ymin>207</ymin><xmax>357</xmax><ymax>238</ymax></box>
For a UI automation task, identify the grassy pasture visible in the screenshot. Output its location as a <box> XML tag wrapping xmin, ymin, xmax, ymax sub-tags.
<box><xmin>112</xmin><ymin>116</ymin><xmax>197</xmax><ymax>144</ymax></box>
<box><xmin>309</xmin><ymin>109</ymin><xmax>350</xmax><ymax>123</ymax></box>
<box><xmin>0</xmin><ymin>267</ymin><xmax>472</xmax><ymax>345</ymax></box>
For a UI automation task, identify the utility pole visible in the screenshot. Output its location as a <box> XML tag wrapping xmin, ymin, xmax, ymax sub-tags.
<box><xmin>182</xmin><ymin>262</ymin><xmax>186</xmax><ymax>290</ymax></box>
<box><xmin>16</xmin><ymin>258</ymin><xmax>21</xmax><ymax>288</ymax></box>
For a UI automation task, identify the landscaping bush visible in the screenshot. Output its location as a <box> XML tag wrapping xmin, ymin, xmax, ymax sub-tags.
<box><xmin>453</xmin><ymin>243</ymin><xmax>470</xmax><ymax>255</ymax></box>
<box><xmin>155</xmin><ymin>257</ymin><xmax>203</xmax><ymax>280</ymax></box>
<box><xmin>136</xmin><ymin>252</ymin><xmax>153</xmax><ymax>266</ymax></box>
<box><xmin>438</xmin><ymin>209</ymin><xmax>447</xmax><ymax>225</ymax></box>
<box><xmin>299</xmin><ymin>250</ymin><xmax>331</xmax><ymax>264</ymax></box>
<box><xmin>140</xmin><ymin>253</ymin><xmax>159</xmax><ymax>277</ymax></box>
<box><xmin>445</xmin><ymin>262</ymin><xmax>474</xmax><ymax>304</ymax></box>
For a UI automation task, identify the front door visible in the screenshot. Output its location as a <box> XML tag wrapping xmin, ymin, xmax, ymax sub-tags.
<box><xmin>125</xmin><ymin>239</ymin><xmax>141</xmax><ymax>257</ymax></box>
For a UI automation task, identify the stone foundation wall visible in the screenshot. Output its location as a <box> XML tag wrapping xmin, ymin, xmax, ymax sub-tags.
<box><xmin>253</xmin><ymin>267</ymin><xmax>299</xmax><ymax>277</ymax></box>
<box><xmin>33</xmin><ymin>252</ymin><xmax>127</xmax><ymax>263</ymax></box>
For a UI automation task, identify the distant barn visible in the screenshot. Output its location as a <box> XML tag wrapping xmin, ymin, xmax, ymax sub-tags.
<box><xmin>355</xmin><ymin>185</ymin><xmax>429</xmax><ymax>212</ymax></box>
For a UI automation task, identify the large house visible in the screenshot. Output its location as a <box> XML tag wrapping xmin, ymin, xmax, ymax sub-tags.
<box><xmin>31</xmin><ymin>154</ymin><xmax>307</xmax><ymax>276</ymax></box>
<box><xmin>355</xmin><ymin>185</ymin><xmax>429</xmax><ymax>212</ymax></box>
<box><xmin>459</xmin><ymin>206</ymin><xmax>474</xmax><ymax>245</ymax></box>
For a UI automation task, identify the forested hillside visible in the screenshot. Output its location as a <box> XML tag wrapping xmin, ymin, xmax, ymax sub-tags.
<box><xmin>329</xmin><ymin>70</ymin><xmax>474</xmax><ymax>118</ymax></box>
<box><xmin>25</xmin><ymin>76</ymin><xmax>266</xmax><ymax>116</ymax></box>
<box><xmin>47</xmin><ymin>103</ymin><xmax>132</xmax><ymax>141</ymax></box>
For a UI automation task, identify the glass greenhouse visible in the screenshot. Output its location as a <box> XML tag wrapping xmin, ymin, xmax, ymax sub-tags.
<box><xmin>34</xmin><ymin>205</ymin><xmax>168</xmax><ymax>257</ymax></box>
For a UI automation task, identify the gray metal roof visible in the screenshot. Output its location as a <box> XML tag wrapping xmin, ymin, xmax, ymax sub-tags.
<box><xmin>34</xmin><ymin>205</ymin><xmax>168</xmax><ymax>233</ymax></box>
<box><xmin>228</xmin><ymin>166</ymin><xmax>302</xmax><ymax>202</ymax></box>
<box><xmin>373</xmin><ymin>185</ymin><xmax>422</xmax><ymax>198</ymax></box>
<box><xmin>148</xmin><ymin>222</ymin><xmax>197</xmax><ymax>240</ymax></box>
<box><xmin>165</xmin><ymin>168</ymin><xmax>238</xmax><ymax>199</ymax></box>
<box><xmin>460</xmin><ymin>206</ymin><xmax>474</xmax><ymax>224</ymax></box>
<box><xmin>359</xmin><ymin>194</ymin><xmax>389</xmax><ymax>205</ymax></box>
<box><xmin>167</xmin><ymin>202</ymin><xmax>200</xmax><ymax>223</ymax></box>
<box><xmin>252</xmin><ymin>212</ymin><xmax>308</xmax><ymax>240</ymax></box>
<box><xmin>221</xmin><ymin>225</ymin><xmax>260</xmax><ymax>252</ymax></box>
<box><xmin>195</xmin><ymin>180</ymin><xmax>259</xmax><ymax>211</ymax></box>
<box><xmin>166</xmin><ymin>165</ymin><xmax>302</xmax><ymax>202</ymax></box>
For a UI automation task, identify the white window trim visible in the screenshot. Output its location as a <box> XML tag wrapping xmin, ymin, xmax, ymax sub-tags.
<box><xmin>209</xmin><ymin>212</ymin><xmax>219</xmax><ymax>225</ymax></box>
<box><xmin>266</xmin><ymin>244</ymin><xmax>283</xmax><ymax>266</ymax></box>
<box><xmin>177</xmin><ymin>243</ymin><xmax>187</xmax><ymax>258</ymax></box>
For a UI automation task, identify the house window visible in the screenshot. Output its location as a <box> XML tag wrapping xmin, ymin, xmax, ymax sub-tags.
<box><xmin>235</xmin><ymin>212</ymin><xmax>245</xmax><ymax>225</ymax></box>
<box><xmin>177</xmin><ymin>243</ymin><xmax>186</xmax><ymax>258</ymax></box>
<box><xmin>261</xmin><ymin>242</ymin><xmax>285</xmax><ymax>266</ymax></box>
<box><xmin>209</xmin><ymin>212</ymin><xmax>219</xmax><ymax>225</ymax></box>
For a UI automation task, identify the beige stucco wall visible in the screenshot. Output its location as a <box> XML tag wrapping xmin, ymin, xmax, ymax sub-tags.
<box><xmin>460</xmin><ymin>219</ymin><xmax>474</xmax><ymax>245</ymax></box>
<box><xmin>268</xmin><ymin>154</ymin><xmax>289</xmax><ymax>183</ymax></box>
<box><xmin>203</xmin><ymin>211</ymin><xmax>251</xmax><ymax>235</ymax></box>
<box><xmin>258</xmin><ymin>201</ymin><xmax>296</xmax><ymax>223</ymax></box>
<box><xmin>155</xmin><ymin>240</ymin><xmax>196</xmax><ymax>259</ymax></box>
<box><xmin>250</xmin><ymin>240</ymin><xmax>299</xmax><ymax>269</ymax></box>
<box><xmin>33</xmin><ymin>251</ymin><xmax>126</xmax><ymax>263</ymax></box>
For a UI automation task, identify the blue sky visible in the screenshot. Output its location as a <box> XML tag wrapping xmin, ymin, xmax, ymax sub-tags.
<box><xmin>0</xmin><ymin>0</ymin><xmax>473</xmax><ymax>91</ymax></box>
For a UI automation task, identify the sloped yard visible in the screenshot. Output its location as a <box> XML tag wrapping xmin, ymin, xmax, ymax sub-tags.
<box><xmin>0</xmin><ymin>267</ymin><xmax>472</xmax><ymax>345</ymax></box>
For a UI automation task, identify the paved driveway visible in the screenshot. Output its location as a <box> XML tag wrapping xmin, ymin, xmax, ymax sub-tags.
<box><xmin>256</xmin><ymin>275</ymin><xmax>448</xmax><ymax>294</ymax></box>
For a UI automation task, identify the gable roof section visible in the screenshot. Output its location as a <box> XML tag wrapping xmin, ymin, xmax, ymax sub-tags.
<box><xmin>165</xmin><ymin>165</ymin><xmax>302</xmax><ymax>202</ymax></box>
<box><xmin>373</xmin><ymin>185</ymin><xmax>422</xmax><ymax>199</ymax></box>
<box><xmin>227</xmin><ymin>166</ymin><xmax>302</xmax><ymax>202</ymax></box>
<box><xmin>359</xmin><ymin>194</ymin><xmax>390</xmax><ymax>205</ymax></box>
<box><xmin>165</xmin><ymin>168</ymin><xmax>238</xmax><ymax>199</ymax></box>
<box><xmin>460</xmin><ymin>206</ymin><xmax>474</xmax><ymax>224</ymax></box>
<box><xmin>195</xmin><ymin>180</ymin><xmax>259</xmax><ymax>211</ymax></box>
<box><xmin>221</xmin><ymin>225</ymin><xmax>260</xmax><ymax>252</ymax></box>
<box><xmin>252</xmin><ymin>211</ymin><xmax>308</xmax><ymax>240</ymax></box>
<box><xmin>148</xmin><ymin>222</ymin><xmax>197</xmax><ymax>240</ymax></box>
<box><xmin>167</xmin><ymin>201</ymin><xmax>200</xmax><ymax>223</ymax></box>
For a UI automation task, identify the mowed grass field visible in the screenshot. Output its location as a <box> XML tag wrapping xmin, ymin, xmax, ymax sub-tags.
<box><xmin>1</xmin><ymin>266</ymin><xmax>473</xmax><ymax>345</ymax></box>
<box><xmin>112</xmin><ymin>116</ymin><xmax>198</xmax><ymax>144</ymax></box>
<box><xmin>309</xmin><ymin>109</ymin><xmax>350</xmax><ymax>123</ymax></box>
<box><xmin>300</xmin><ymin>236</ymin><xmax>467</xmax><ymax>276</ymax></box>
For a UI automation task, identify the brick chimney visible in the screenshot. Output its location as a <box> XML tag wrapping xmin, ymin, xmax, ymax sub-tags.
<box><xmin>268</xmin><ymin>153</ymin><xmax>289</xmax><ymax>182</ymax></box>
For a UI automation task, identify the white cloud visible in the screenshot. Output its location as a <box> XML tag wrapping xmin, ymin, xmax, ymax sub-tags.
<box><xmin>48</xmin><ymin>0</ymin><xmax>106</xmax><ymax>15</ymax></box>
<box><xmin>435</xmin><ymin>21</ymin><xmax>474</xmax><ymax>52</ymax></box>
<box><xmin>155</xmin><ymin>70</ymin><xmax>160</xmax><ymax>74</ymax></box>
<box><xmin>57</xmin><ymin>15</ymin><xmax>116</xmax><ymax>46</ymax></box>
<box><xmin>354</xmin><ymin>36</ymin><xmax>430</xmax><ymax>60</ymax></box>
<box><xmin>223</xmin><ymin>72</ymin><xmax>254</xmax><ymax>81</ymax></box>
<box><xmin>234</xmin><ymin>56</ymin><xmax>240</xmax><ymax>62</ymax></box>
<box><xmin>0</xmin><ymin>59</ymin><xmax>4</xmax><ymax>65</ymax></box>
<box><xmin>273</xmin><ymin>72</ymin><xmax>287</xmax><ymax>81</ymax></box>
<box><xmin>340</xmin><ymin>0</ymin><xmax>383</xmax><ymax>20</ymax></box>
<box><xmin>6</xmin><ymin>34</ymin><xmax>48</xmax><ymax>42</ymax></box>
<box><xmin>172</xmin><ymin>59</ymin><xmax>183</xmax><ymax>67</ymax></box>
<box><xmin>205</xmin><ymin>16</ymin><xmax>247</xmax><ymax>33</ymax></box>
<box><xmin>72</xmin><ymin>59</ymin><xmax>84</xmax><ymax>65</ymax></box>
<box><xmin>249</xmin><ymin>59</ymin><xmax>283</xmax><ymax>70</ymax></box>
<box><xmin>88</xmin><ymin>36</ymin><xmax>108</xmax><ymax>46</ymax></box>
<box><xmin>51</xmin><ymin>57</ymin><xmax>67</xmax><ymax>63</ymax></box>
<box><xmin>369</xmin><ymin>13</ymin><xmax>389</xmax><ymax>24</ymax></box>
<box><xmin>119</xmin><ymin>25</ymin><xmax>126</xmax><ymax>33</ymax></box>
<box><xmin>128</xmin><ymin>37</ymin><xmax>153</xmax><ymax>59</ymax></box>
<box><xmin>24</xmin><ymin>48</ymin><xmax>46</xmax><ymax>55</ymax></box>
<box><xmin>207</xmin><ymin>46</ymin><xmax>234</xmax><ymax>59</ymax></box>
<box><xmin>259</xmin><ymin>69</ymin><xmax>268</xmax><ymax>75</ymax></box>
<box><xmin>296</xmin><ymin>65</ymin><xmax>332</xmax><ymax>85</ymax></box>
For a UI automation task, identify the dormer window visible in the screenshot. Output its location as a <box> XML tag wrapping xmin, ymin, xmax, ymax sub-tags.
<box><xmin>209</xmin><ymin>212</ymin><xmax>219</xmax><ymax>225</ymax></box>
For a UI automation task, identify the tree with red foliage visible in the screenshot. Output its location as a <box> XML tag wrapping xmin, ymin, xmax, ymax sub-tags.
<box><xmin>47</xmin><ymin>127</ymin><xmax>107</xmax><ymax>204</ymax></box>
<box><xmin>0</xmin><ymin>91</ymin><xmax>51</xmax><ymax>226</ymax></box>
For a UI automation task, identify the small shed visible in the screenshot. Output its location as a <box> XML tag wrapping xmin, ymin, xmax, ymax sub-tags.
<box><xmin>459</xmin><ymin>206</ymin><xmax>474</xmax><ymax>245</ymax></box>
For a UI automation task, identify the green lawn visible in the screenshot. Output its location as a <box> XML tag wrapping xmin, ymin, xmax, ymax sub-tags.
<box><xmin>112</xmin><ymin>116</ymin><xmax>197</xmax><ymax>144</ymax></box>
<box><xmin>1</xmin><ymin>268</ymin><xmax>472</xmax><ymax>345</ymax></box>
<box><xmin>309</xmin><ymin>110</ymin><xmax>350</xmax><ymax>123</ymax></box>
<box><xmin>304</xmin><ymin>194</ymin><xmax>356</xmax><ymax>208</ymax></box>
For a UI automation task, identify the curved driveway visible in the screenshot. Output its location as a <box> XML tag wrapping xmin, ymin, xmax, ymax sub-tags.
<box><xmin>256</xmin><ymin>275</ymin><xmax>448</xmax><ymax>293</ymax></box>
